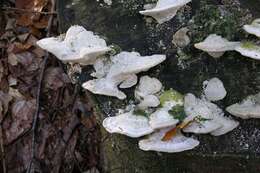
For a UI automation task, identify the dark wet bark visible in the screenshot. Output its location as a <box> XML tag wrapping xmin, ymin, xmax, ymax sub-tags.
<box><xmin>58</xmin><ymin>0</ymin><xmax>260</xmax><ymax>172</ymax></box>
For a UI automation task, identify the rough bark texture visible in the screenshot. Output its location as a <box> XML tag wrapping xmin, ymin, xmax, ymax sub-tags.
<box><xmin>58</xmin><ymin>0</ymin><xmax>260</xmax><ymax>172</ymax></box>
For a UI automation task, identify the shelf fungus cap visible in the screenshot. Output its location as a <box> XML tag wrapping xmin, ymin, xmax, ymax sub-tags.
<box><xmin>235</xmin><ymin>42</ymin><xmax>260</xmax><ymax>60</ymax></box>
<box><xmin>139</xmin><ymin>0</ymin><xmax>191</xmax><ymax>24</ymax></box>
<box><xmin>149</xmin><ymin>108</ymin><xmax>179</xmax><ymax>129</ymax></box>
<box><xmin>83</xmin><ymin>52</ymin><xmax>166</xmax><ymax>99</ymax></box>
<box><xmin>138</xmin><ymin>128</ymin><xmax>199</xmax><ymax>153</ymax></box>
<box><xmin>137</xmin><ymin>95</ymin><xmax>160</xmax><ymax>110</ymax></box>
<box><xmin>135</xmin><ymin>76</ymin><xmax>162</xmax><ymax>109</ymax></box>
<box><xmin>135</xmin><ymin>76</ymin><xmax>162</xmax><ymax>99</ymax></box>
<box><xmin>243</xmin><ymin>18</ymin><xmax>260</xmax><ymax>38</ymax></box>
<box><xmin>108</xmin><ymin>52</ymin><xmax>166</xmax><ymax>79</ymax></box>
<box><xmin>183</xmin><ymin>94</ymin><xmax>222</xmax><ymax>134</ymax></box>
<box><xmin>149</xmin><ymin>89</ymin><xmax>184</xmax><ymax>129</ymax></box>
<box><xmin>203</xmin><ymin>77</ymin><xmax>227</xmax><ymax>101</ymax></box>
<box><xmin>37</xmin><ymin>25</ymin><xmax>111</xmax><ymax>65</ymax></box>
<box><xmin>194</xmin><ymin>34</ymin><xmax>240</xmax><ymax>58</ymax></box>
<box><xmin>119</xmin><ymin>74</ymin><xmax>138</xmax><ymax>89</ymax></box>
<box><xmin>102</xmin><ymin>111</ymin><xmax>154</xmax><ymax>138</ymax></box>
<box><xmin>226</xmin><ymin>93</ymin><xmax>260</xmax><ymax>119</ymax></box>
<box><xmin>82</xmin><ymin>78</ymin><xmax>127</xmax><ymax>99</ymax></box>
<box><xmin>210</xmin><ymin>116</ymin><xmax>239</xmax><ymax>136</ymax></box>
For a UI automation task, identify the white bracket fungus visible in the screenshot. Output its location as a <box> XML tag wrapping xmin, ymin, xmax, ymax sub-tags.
<box><xmin>83</xmin><ymin>52</ymin><xmax>166</xmax><ymax>99</ymax></box>
<box><xmin>194</xmin><ymin>34</ymin><xmax>240</xmax><ymax>58</ymax></box>
<box><xmin>135</xmin><ymin>76</ymin><xmax>162</xmax><ymax>99</ymax></box>
<box><xmin>137</xmin><ymin>95</ymin><xmax>161</xmax><ymax>110</ymax></box>
<box><xmin>149</xmin><ymin>108</ymin><xmax>179</xmax><ymax>129</ymax></box>
<box><xmin>102</xmin><ymin>111</ymin><xmax>154</xmax><ymax>138</ymax></box>
<box><xmin>135</xmin><ymin>76</ymin><xmax>162</xmax><ymax>109</ymax></box>
<box><xmin>37</xmin><ymin>25</ymin><xmax>111</xmax><ymax>65</ymax></box>
<box><xmin>104</xmin><ymin>0</ymin><xmax>112</xmax><ymax>6</ymax></box>
<box><xmin>243</xmin><ymin>18</ymin><xmax>260</xmax><ymax>38</ymax></box>
<box><xmin>235</xmin><ymin>42</ymin><xmax>260</xmax><ymax>60</ymax></box>
<box><xmin>226</xmin><ymin>93</ymin><xmax>260</xmax><ymax>119</ymax></box>
<box><xmin>139</xmin><ymin>0</ymin><xmax>191</xmax><ymax>24</ymax></box>
<box><xmin>210</xmin><ymin>115</ymin><xmax>239</xmax><ymax>136</ymax></box>
<box><xmin>203</xmin><ymin>77</ymin><xmax>227</xmax><ymax>101</ymax></box>
<box><xmin>138</xmin><ymin>128</ymin><xmax>199</xmax><ymax>153</ymax></box>
<box><xmin>183</xmin><ymin>93</ymin><xmax>238</xmax><ymax>135</ymax></box>
<box><xmin>149</xmin><ymin>89</ymin><xmax>184</xmax><ymax>129</ymax></box>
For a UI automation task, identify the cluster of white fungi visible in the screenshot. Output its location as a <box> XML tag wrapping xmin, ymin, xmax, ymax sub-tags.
<box><xmin>37</xmin><ymin>0</ymin><xmax>260</xmax><ymax>153</ymax></box>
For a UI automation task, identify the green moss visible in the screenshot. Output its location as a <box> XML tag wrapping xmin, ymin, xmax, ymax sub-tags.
<box><xmin>109</xmin><ymin>43</ymin><xmax>122</xmax><ymax>55</ymax></box>
<box><xmin>159</xmin><ymin>89</ymin><xmax>183</xmax><ymax>106</ymax></box>
<box><xmin>133</xmin><ymin>108</ymin><xmax>149</xmax><ymax>117</ymax></box>
<box><xmin>190</xmin><ymin>3</ymin><xmax>245</xmax><ymax>42</ymax></box>
<box><xmin>241</xmin><ymin>42</ymin><xmax>260</xmax><ymax>51</ymax></box>
<box><xmin>168</xmin><ymin>105</ymin><xmax>186</xmax><ymax>121</ymax></box>
<box><xmin>194</xmin><ymin>115</ymin><xmax>212</xmax><ymax>123</ymax></box>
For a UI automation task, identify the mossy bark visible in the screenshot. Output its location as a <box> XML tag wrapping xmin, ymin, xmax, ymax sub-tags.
<box><xmin>58</xmin><ymin>0</ymin><xmax>260</xmax><ymax>172</ymax></box>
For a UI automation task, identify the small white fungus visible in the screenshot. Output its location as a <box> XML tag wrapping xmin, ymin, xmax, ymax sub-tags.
<box><xmin>102</xmin><ymin>111</ymin><xmax>154</xmax><ymax>138</ymax></box>
<box><xmin>37</xmin><ymin>25</ymin><xmax>111</xmax><ymax>65</ymax></box>
<box><xmin>235</xmin><ymin>42</ymin><xmax>260</xmax><ymax>60</ymax></box>
<box><xmin>82</xmin><ymin>52</ymin><xmax>166</xmax><ymax>99</ymax></box>
<box><xmin>194</xmin><ymin>34</ymin><xmax>240</xmax><ymax>58</ymax></box>
<box><xmin>243</xmin><ymin>18</ymin><xmax>260</xmax><ymax>38</ymax></box>
<box><xmin>203</xmin><ymin>77</ymin><xmax>227</xmax><ymax>101</ymax></box>
<box><xmin>183</xmin><ymin>93</ymin><xmax>238</xmax><ymax>135</ymax></box>
<box><xmin>138</xmin><ymin>127</ymin><xmax>199</xmax><ymax>153</ymax></box>
<box><xmin>139</xmin><ymin>0</ymin><xmax>191</xmax><ymax>24</ymax></box>
<box><xmin>226</xmin><ymin>93</ymin><xmax>260</xmax><ymax>119</ymax></box>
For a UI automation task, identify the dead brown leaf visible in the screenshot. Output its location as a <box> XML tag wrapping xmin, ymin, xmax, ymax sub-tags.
<box><xmin>6</xmin><ymin>135</ymin><xmax>32</xmax><ymax>173</ymax></box>
<box><xmin>0</xmin><ymin>91</ymin><xmax>12</xmax><ymax>115</ymax></box>
<box><xmin>43</xmin><ymin>67</ymin><xmax>70</xmax><ymax>90</ymax></box>
<box><xmin>15</xmin><ymin>0</ymin><xmax>49</xmax><ymax>27</ymax></box>
<box><xmin>3</xmin><ymin>99</ymin><xmax>36</xmax><ymax>144</ymax></box>
<box><xmin>7</xmin><ymin>42</ymin><xmax>32</xmax><ymax>54</ymax></box>
<box><xmin>17</xmin><ymin>33</ymin><xmax>30</xmax><ymax>42</ymax></box>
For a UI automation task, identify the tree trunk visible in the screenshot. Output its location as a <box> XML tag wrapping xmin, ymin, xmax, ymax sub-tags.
<box><xmin>58</xmin><ymin>0</ymin><xmax>260</xmax><ymax>172</ymax></box>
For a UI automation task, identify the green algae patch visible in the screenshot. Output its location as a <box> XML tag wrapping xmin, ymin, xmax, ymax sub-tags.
<box><xmin>190</xmin><ymin>2</ymin><xmax>251</xmax><ymax>42</ymax></box>
<box><xmin>133</xmin><ymin>108</ymin><xmax>149</xmax><ymax>117</ymax></box>
<box><xmin>240</xmin><ymin>42</ymin><xmax>260</xmax><ymax>51</ymax></box>
<box><xmin>159</xmin><ymin>89</ymin><xmax>184</xmax><ymax>106</ymax></box>
<box><xmin>168</xmin><ymin>105</ymin><xmax>186</xmax><ymax>121</ymax></box>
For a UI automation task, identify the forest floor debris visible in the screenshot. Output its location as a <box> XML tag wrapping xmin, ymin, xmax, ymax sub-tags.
<box><xmin>0</xmin><ymin>0</ymin><xmax>100</xmax><ymax>172</ymax></box>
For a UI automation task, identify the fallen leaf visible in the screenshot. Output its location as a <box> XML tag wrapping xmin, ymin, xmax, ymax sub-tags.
<box><xmin>8</xmin><ymin>87</ymin><xmax>25</xmax><ymax>99</ymax></box>
<box><xmin>6</xmin><ymin>135</ymin><xmax>32</xmax><ymax>173</ymax></box>
<box><xmin>7</xmin><ymin>42</ymin><xmax>32</xmax><ymax>54</ymax></box>
<box><xmin>15</xmin><ymin>0</ymin><xmax>49</xmax><ymax>27</ymax></box>
<box><xmin>33</xmin><ymin>16</ymin><xmax>49</xmax><ymax>29</ymax></box>
<box><xmin>43</xmin><ymin>67</ymin><xmax>70</xmax><ymax>90</ymax></box>
<box><xmin>8</xmin><ymin>75</ymin><xmax>17</xmax><ymax>86</ymax></box>
<box><xmin>29</xmin><ymin>26</ymin><xmax>42</xmax><ymax>37</ymax></box>
<box><xmin>3</xmin><ymin>99</ymin><xmax>35</xmax><ymax>144</ymax></box>
<box><xmin>15</xmin><ymin>51</ymin><xmax>34</xmax><ymax>66</ymax></box>
<box><xmin>5</xmin><ymin>18</ymin><xmax>16</xmax><ymax>31</ymax></box>
<box><xmin>161</xmin><ymin>126</ymin><xmax>178</xmax><ymax>141</ymax></box>
<box><xmin>161</xmin><ymin>121</ymin><xmax>193</xmax><ymax>141</ymax></box>
<box><xmin>0</xmin><ymin>91</ymin><xmax>12</xmax><ymax>115</ymax></box>
<box><xmin>0</xmin><ymin>91</ymin><xmax>12</xmax><ymax>122</ymax></box>
<box><xmin>0</xmin><ymin>61</ymin><xmax>4</xmax><ymax>83</ymax></box>
<box><xmin>8</xmin><ymin>53</ymin><xmax>18</xmax><ymax>66</ymax></box>
<box><xmin>74</xmin><ymin>99</ymin><xmax>95</xmax><ymax>129</ymax></box>
<box><xmin>18</xmin><ymin>33</ymin><xmax>30</xmax><ymax>42</ymax></box>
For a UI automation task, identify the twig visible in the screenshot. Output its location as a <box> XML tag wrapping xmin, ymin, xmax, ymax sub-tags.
<box><xmin>26</xmin><ymin>0</ymin><xmax>56</xmax><ymax>173</ymax></box>
<box><xmin>1</xmin><ymin>7</ymin><xmax>57</xmax><ymax>15</ymax></box>
<box><xmin>0</xmin><ymin>125</ymin><xmax>6</xmax><ymax>173</ymax></box>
